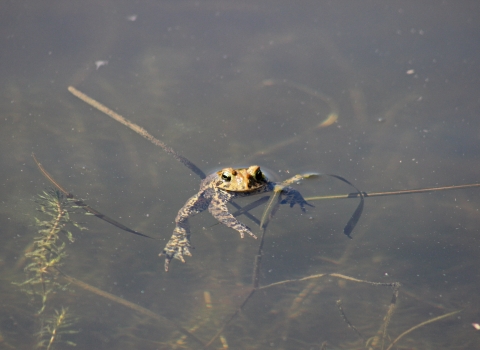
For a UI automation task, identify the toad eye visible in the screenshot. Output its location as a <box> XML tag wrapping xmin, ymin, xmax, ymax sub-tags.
<box><xmin>221</xmin><ymin>172</ymin><xmax>232</xmax><ymax>182</ymax></box>
<box><xmin>254</xmin><ymin>169</ymin><xmax>263</xmax><ymax>181</ymax></box>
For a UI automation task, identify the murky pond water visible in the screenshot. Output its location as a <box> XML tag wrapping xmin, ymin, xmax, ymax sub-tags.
<box><xmin>1</xmin><ymin>1</ymin><xmax>479</xmax><ymax>349</ymax></box>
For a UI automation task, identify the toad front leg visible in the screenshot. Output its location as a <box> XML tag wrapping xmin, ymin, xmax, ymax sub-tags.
<box><xmin>208</xmin><ymin>194</ymin><xmax>258</xmax><ymax>239</ymax></box>
<box><xmin>160</xmin><ymin>193</ymin><xmax>210</xmax><ymax>271</ymax></box>
<box><xmin>279</xmin><ymin>186</ymin><xmax>314</xmax><ymax>212</ymax></box>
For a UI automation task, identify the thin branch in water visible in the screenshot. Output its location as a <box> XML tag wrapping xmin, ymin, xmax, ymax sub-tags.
<box><xmin>252</xmin><ymin>79</ymin><xmax>339</xmax><ymax>158</ymax></box>
<box><xmin>32</xmin><ymin>153</ymin><xmax>154</xmax><ymax>239</ymax></box>
<box><xmin>55</xmin><ymin>268</ymin><xmax>206</xmax><ymax>348</ymax></box>
<box><xmin>68</xmin><ymin>86</ymin><xmax>206</xmax><ymax>179</ymax></box>
<box><xmin>305</xmin><ymin>183</ymin><xmax>480</xmax><ymax>201</ymax></box>
<box><xmin>336</xmin><ymin>299</ymin><xmax>364</xmax><ymax>340</ymax></box>
<box><xmin>385</xmin><ymin>309</ymin><xmax>462</xmax><ymax>350</ymax></box>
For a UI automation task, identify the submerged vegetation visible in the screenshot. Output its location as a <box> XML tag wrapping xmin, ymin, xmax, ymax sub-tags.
<box><xmin>14</xmin><ymin>189</ymin><xmax>83</xmax><ymax>348</ymax></box>
<box><xmin>36</xmin><ymin>307</ymin><xmax>78</xmax><ymax>350</ymax></box>
<box><xmin>19</xmin><ymin>189</ymin><xmax>84</xmax><ymax>314</ymax></box>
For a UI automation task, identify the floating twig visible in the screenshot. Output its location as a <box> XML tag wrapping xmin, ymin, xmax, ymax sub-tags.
<box><xmin>305</xmin><ymin>183</ymin><xmax>480</xmax><ymax>202</ymax></box>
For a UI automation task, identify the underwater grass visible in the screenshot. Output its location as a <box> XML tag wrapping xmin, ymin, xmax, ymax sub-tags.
<box><xmin>36</xmin><ymin>307</ymin><xmax>78</xmax><ymax>350</ymax></box>
<box><xmin>17</xmin><ymin>189</ymin><xmax>85</xmax><ymax>314</ymax></box>
<box><xmin>13</xmin><ymin>189</ymin><xmax>83</xmax><ymax>348</ymax></box>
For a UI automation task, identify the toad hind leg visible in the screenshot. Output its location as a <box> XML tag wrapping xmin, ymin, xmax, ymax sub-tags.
<box><xmin>160</xmin><ymin>228</ymin><xmax>193</xmax><ymax>271</ymax></box>
<box><xmin>208</xmin><ymin>197</ymin><xmax>258</xmax><ymax>239</ymax></box>
<box><xmin>160</xmin><ymin>193</ymin><xmax>210</xmax><ymax>271</ymax></box>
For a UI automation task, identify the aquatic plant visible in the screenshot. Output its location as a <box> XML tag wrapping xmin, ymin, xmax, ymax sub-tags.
<box><xmin>36</xmin><ymin>307</ymin><xmax>78</xmax><ymax>349</ymax></box>
<box><xmin>17</xmin><ymin>189</ymin><xmax>85</xmax><ymax>314</ymax></box>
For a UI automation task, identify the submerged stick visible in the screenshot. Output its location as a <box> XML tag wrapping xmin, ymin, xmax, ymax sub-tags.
<box><xmin>203</xmin><ymin>216</ymin><xmax>272</xmax><ymax>348</ymax></box>
<box><xmin>203</xmin><ymin>289</ymin><xmax>255</xmax><ymax>349</ymax></box>
<box><xmin>56</xmin><ymin>268</ymin><xmax>205</xmax><ymax>347</ymax></box>
<box><xmin>385</xmin><ymin>309</ymin><xmax>461</xmax><ymax>350</ymax></box>
<box><xmin>204</xmin><ymin>189</ymin><xmax>279</xmax><ymax>348</ymax></box>
<box><xmin>379</xmin><ymin>282</ymin><xmax>400</xmax><ymax>349</ymax></box>
<box><xmin>336</xmin><ymin>300</ymin><xmax>364</xmax><ymax>340</ymax></box>
<box><xmin>68</xmin><ymin>86</ymin><xmax>206</xmax><ymax>179</ymax></box>
<box><xmin>258</xmin><ymin>272</ymin><xmax>399</xmax><ymax>291</ymax></box>
<box><xmin>253</xmin><ymin>79</ymin><xmax>339</xmax><ymax>158</ymax></box>
<box><xmin>32</xmin><ymin>153</ymin><xmax>154</xmax><ymax>239</ymax></box>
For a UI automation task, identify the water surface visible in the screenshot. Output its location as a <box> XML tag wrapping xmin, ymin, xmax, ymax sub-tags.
<box><xmin>1</xmin><ymin>1</ymin><xmax>479</xmax><ymax>349</ymax></box>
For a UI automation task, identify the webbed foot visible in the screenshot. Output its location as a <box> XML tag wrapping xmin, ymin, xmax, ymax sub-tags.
<box><xmin>237</xmin><ymin>226</ymin><xmax>258</xmax><ymax>239</ymax></box>
<box><xmin>280</xmin><ymin>187</ymin><xmax>314</xmax><ymax>212</ymax></box>
<box><xmin>159</xmin><ymin>230</ymin><xmax>194</xmax><ymax>271</ymax></box>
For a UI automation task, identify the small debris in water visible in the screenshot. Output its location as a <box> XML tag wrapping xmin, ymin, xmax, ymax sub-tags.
<box><xmin>95</xmin><ymin>60</ymin><xmax>108</xmax><ymax>70</ymax></box>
